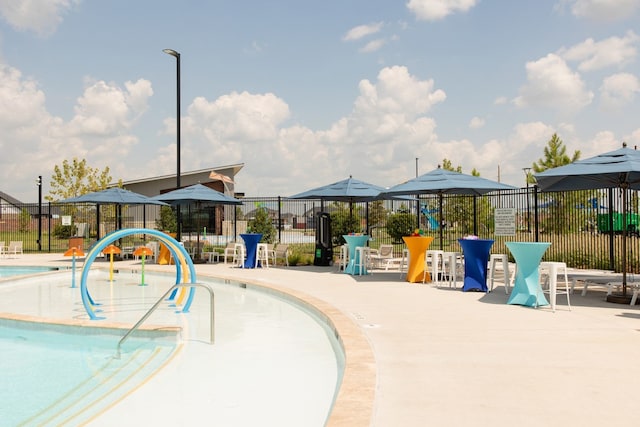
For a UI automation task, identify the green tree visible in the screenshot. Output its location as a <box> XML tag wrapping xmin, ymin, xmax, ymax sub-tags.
<box><xmin>19</xmin><ymin>208</ymin><xmax>31</xmax><ymax>232</ymax></box>
<box><xmin>440</xmin><ymin>159</ymin><xmax>489</xmax><ymax>234</ymax></box>
<box><xmin>329</xmin><ymin>203</ymin><xmax>362</xmax><ymax>245</ymax></box>
<box><xmin>532</xmin><ymin>134</ymin><xmax>583</xmax><ymax>234</ymax></box>
<box><xmin>248</xmin><ymin>207</ymin><xmax>276</xmax><ymax>243</ymax></box>
<box><xmin>46</xmin><ymin>158</ymin><xmax>121</xmax><ymax>201</ymax></box>
<box><xmin>386</xmin><ymin>212</ymin><xmax>415</xmax><ymax>243</ymax></box>
<box><xmin>368</xmin><ymin>200</ymin><xmax>388</xmax><ymax>228</ymax></box>
<box><xmin>532</xmin><ymin>133</ymin><xmax>580</xmax><ymax>175</ymax></box>
<box><xmin>46</xmin><ymin>158</ymin><xmax>123</xmax><ymax>230</ymax></box>
<box><xmin>157</xmin><ymin>206</ymin><xmax>177</xmax><ymax>232</ymax></box>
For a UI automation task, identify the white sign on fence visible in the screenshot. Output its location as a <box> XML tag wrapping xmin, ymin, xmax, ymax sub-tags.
<box><xmin>62</xmin><ymin>215</ymin><xmax>72</xmax><ymax>226</ymax></box>
<box><xmin>494</xmin><ymin>208</ymin><xmax>516</xmax><ymax>236</ymax></box>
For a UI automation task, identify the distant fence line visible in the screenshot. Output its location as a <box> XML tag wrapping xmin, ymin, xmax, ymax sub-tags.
<box><xmin>1</xmin><ymin>187</ymin><xmax>639</xmax><ymax>273</ymax></box>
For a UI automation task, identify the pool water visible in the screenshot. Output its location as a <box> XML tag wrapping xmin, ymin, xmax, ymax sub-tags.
<box><xmin>0</xmin><ymin>270</ymin><xmax>344</xmax><ymax>426</ymax></box>
<box><xmin>0</xmin><ymin>323</ymin><xmax>176</xmax><ymax>426</ymax></box>
<box><xmin>0</xmin><ymin>266</ymin><xmax>60</xmax><ymax>278</ymax></box>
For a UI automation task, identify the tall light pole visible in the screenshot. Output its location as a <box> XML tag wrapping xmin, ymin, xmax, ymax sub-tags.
<box><xmin>163</xmin><ymin>48</ymin><xmax>182</xmax><ymax>240</ymax></box>
<box><xmin>415</xmin><ymin>158</ymin><xmax>420</xmax><ymax>229</ymax></box>
<box><xmin>523</xmin><ymin>167</ymin><xmax>532</xmax><ymax>233</ymax></box>
<box><xmin>37</xmin><ymin>175</ymin><xmax>42</xmax><ymax>251</ymax></box>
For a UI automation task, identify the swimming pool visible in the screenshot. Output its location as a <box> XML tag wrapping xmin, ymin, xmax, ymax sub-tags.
<box><xmin>0</xmin><ymin>269</ymin><xmax>344</xmax><ymax>426</ymax></box>
<box><xmin>0</xmin><ymin>320</ymin><xmax>177</xmax><ymax>425</ymax></box>
<box><xmin>0</xmin><ymin>265</ymin><xmax>61</xmax><ymax>278</ymax></box>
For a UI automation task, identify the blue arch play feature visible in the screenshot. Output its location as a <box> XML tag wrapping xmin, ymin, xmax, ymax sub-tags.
<box><xmin>79</xmin><ymin>228</ymin><xmax>197</xmax><ymax>320</ymax></box>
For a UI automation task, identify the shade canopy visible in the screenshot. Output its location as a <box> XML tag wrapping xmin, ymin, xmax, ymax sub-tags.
<box><xmin>289</xmin><ymin>176</ymin><xmax>411</xmax><ymax>202</ymax></box>
<box><xmin>59</xmin><ymin>187</ymin><xmax>168</xmax><ymax>206</ymax></box>
<box><xmin>151</xmin><ymin>183</ymin><xmax>242</xmax><ymax>205</ymax></box>
<box><xmin>382</xmin><ymin>167</ymin><xmax>516</xmax><ymax>249</ymax></box>
<box><xmin>535</xmin><ymin>145</ymin><xmax>640</xmax><ymax>297</ymax></box>
<box><xmin>381</xmin><ymin>167</ymin><xmax>517</xmax><ymax>197</ymax></box>
<box><xmin>534</xmin><ymin>146</ymin><xmax>640</xmax><ymax>192</ymax></box>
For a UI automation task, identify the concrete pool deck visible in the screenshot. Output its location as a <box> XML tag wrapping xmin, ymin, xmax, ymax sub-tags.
<box><xmin>2</xmin><ymin>254</ymin><xmax>640</xmax><ymax>426</ymax></box>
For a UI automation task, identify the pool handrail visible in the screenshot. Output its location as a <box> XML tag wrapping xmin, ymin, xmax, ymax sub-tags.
<box><xmin>116</xmin><ymin>282</ymin><xmax>215</xmax><ymax>358</ymax></box>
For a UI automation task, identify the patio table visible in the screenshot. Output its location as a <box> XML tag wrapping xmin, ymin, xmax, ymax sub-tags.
<box><xmin>343</xmin><ymin>235</ymin><xmax>370</xmax><ymax>275</ymax></box>
<box><xmin>506</xmin><ymin>242</ymin><xmax>551</xmax><ymax>306</ymax></box>
<box><xmin>458</xmin><ymin>239</ymin><xmax>494</xmax><ymax>292</ymax></box>
<box><xmin>240</xmin><ymin>233</ymin><xmax>263</xmax><ymax>268</ymax></box>
<box><xmin>402</xmin><ymin>236</ymin><xmax>434</xmax><ymax>283</ymax></box>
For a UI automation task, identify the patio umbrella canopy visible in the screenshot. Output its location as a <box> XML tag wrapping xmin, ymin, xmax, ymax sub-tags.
<box><xmin>59</xmin><ymin>187</ymin><xmax>169</xmax><ymax>206</ymax></box>
<box><xmin>58</xmin><ymin>187</ymin><xmax>168</xmax><ymax>239</ymax></box>
<box><xmin>289</xmin><ymin>176</ymin><xmax>398</xmax><ymax>203</ymax></box>
<box><xmin>151</xmin><ymin>183</ymin><xmax>242</xmax><ymax>206</ymax></box>
<box><xmin>535</xmin><ymin>145</ymin><xmax>640</xmax><ymax>298</ymax></box>
<box><xmin>289</xmin><ymin>176</ymin><xmax>413</xmax><ymax>235</ymax></box>
<box><xmin>381</xmin><ymin>167</ymin><xmax>517</xmax><ymax>248</ymax></box>
<box><xmin>151</xmin><ymin>184</ymin><xmax>242</xmax><ymax>260</ymax></box>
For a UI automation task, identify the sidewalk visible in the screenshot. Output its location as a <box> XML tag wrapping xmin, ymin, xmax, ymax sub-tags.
<box><xmin>2</xmin><ymin>254</ymin><xmax>640</xmax><ymax>426</ymax></box>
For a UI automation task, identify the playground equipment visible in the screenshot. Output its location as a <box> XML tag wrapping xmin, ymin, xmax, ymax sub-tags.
<box><xmin>421</xmin><ymin>206</ymin><xmax>439</xmax><ymax>230</ymax></box>
<box><xmin>597</xmin><ymin>213</ymin><xmax>640</xmax><ymax>236</ymax></box>
<box><xmin>133</xmin><ymin>246</ymin><xmax>154</xmax><ymax>286</ymax></box>
<box><xmin>63</xmin><ymin>247</ymin><xmax>85</xmax><ymax>288</ymax></box>
<box><xmin>79</xmin><ymin>228</ymin><xmax>196</xmax><ymax>320</ymax></box>
<box><xmin>102</xmin><ymin>244</ymin><xmax>121</xmax><ymax>282</ymax></box>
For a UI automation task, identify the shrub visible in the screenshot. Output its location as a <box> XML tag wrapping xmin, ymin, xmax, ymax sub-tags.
<box><xmin>330</xmin><ymin>211</ymin><xmax>361</xmax><ymax>245</ymax></box>
<box><xmin>386</xmin><ymin>212</ymin><xmax>415</xmax><ymax>243</ymax></box>
<box><xmin>53</xmin><ymin>224</ymin><xmax>77</xmax><ymax>239</ymax></box>
<box><xmin>248</xmin><ymin>207</ymin><xmax>276</xmax><ymax>243</ymax></box>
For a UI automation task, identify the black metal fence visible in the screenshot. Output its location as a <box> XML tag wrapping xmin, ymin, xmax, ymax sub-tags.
<box><xmin>2</xmin><ymin>187</ymin><xmax>639</xmax><ymax>273</ymax></box>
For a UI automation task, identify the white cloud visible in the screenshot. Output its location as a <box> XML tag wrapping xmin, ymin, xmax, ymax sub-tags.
<box><xmin>627</xmin><ymin>127</ymin><xmax>640</xmax><ymax>147</ymax></box>
<box><xmin>469</xmin><ymin>117</ymin><xmax>485</xmax><ymax>129</ymax></box>
<box><xmin>560</xmin><ymin>31</ymin><xmax>639</xmax><ymax>71</ymax></box>
<box><xmin>563</xmin><ymin>0</ymin><xmax>640</xmax><ymax>22</ymax></box>
<box><xmin>513</xmin><ymin>53</ymin><xmax>594</xmax><ymax>112</ymax></box>
<box><xmin>0</xmin><ymin>0</ymin><xmax>80</xmax><ymax>37</ymax></box>
<box><xmin>0</xmin><ymin>68</ymin><xmax>153</xmax><ymax>200</ymax></box>
<box><xmin>407</xmin><ymin>0</ymin><xmax>478</xmax><ymax>21</ymax></box>
<box><xmin>343</xmin><ymin>22</ymin><xmax>384</xmax><ymax>41</ymax></box>
<box><xmin>353</xmin><ymin>66</ymin><xmax>446</xmax><ymax>118</ymax></box>
<box><xmin>600</xmin><ymin>72</ymin><xmax>640</xmax><ymax>108</ymax></box>
<box><xmin>0</xmin><ymin>64</ymin><xmax>47</xmax><ymax>127</ymax></box>
<box><xmin>164</xmin><ymin>66</ymin><xmax>450</xmax><ymax>196</ymax></box>
<box><xmin>68</xmin><ymin>78</ymin><xmax>152</xmax><ymax>136</ymax></box>
<box><xmin>360</xmin><ymin>39</ymin><xmax>386</xmax><ymax>53</ymax></box>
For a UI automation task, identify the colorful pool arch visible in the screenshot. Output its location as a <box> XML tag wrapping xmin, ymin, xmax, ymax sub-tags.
<box><xmin>80</xmin><ymin>228</ymin><xmax>198</xmax><ymax>320</ymax></box>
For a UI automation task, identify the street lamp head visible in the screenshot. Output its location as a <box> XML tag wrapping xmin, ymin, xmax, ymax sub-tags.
<box><xmin>163</xmin><ymin>48</ymin><xmax>180</xmax><ymax>58</ymax></box>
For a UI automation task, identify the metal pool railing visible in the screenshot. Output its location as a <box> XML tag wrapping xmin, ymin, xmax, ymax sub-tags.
<box><xmin>116</xmin><ymin>282</ymin><xmax>215</xmax><ymax>358</ymax></box>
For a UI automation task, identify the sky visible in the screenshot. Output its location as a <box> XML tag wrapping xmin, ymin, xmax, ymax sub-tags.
<box><xmin>1</xmin><ymin>0</ymin><xmax>640</xmax><ymax>202</ymax></box>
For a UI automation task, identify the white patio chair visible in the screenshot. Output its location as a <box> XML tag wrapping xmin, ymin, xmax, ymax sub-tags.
<box><xmin>370</xmin><ymin>244</ymin><xmax>395</xmax><ymax>270</ymax></box>
<box><xmin>273</xmin><ymin>244</ymin><xmax>290</xmax><ymax>267</ymax></box>
<box><xmin>7</xmin><ymin>241</ymin><xmax>23</xmax><ymax>257</ymax></box>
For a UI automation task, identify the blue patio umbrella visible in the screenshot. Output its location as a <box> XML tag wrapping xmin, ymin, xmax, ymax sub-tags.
<box><xmin>535</xmin><ymin>145</ymin><xmax>640</xmax><ymax>297</ymax></box>
<box><xmin>289</xmin><ymin>176</ymin><xmax>406</xmax><ymax>203</ymax></box>
<box><xmin>381</xmin><ymin>167</ymin><xmax>517</xmax><ymax>248</ymax></box>
<box><xmin>151</xmin><ymin>184</ymin><xmax>242</xmax><ymax>261</ymax></box>
<box><xmin>59</xmin><ymin>187</ymin><xmax>169</xmax><ymax>206</ymax></box>
<box><xmin>59</xmin><ymin>187</ymin><xmax>168</xmax><ymax>239</ymax></box>
<box><xmin>289</xmin><ymin>176</ymin><xmax>413</xmax><ymax>233</ymax></box>
<box><xmin>150</xmin><ymin>183</ymin><xmax>242</xmax><ymax>206</ymax></box>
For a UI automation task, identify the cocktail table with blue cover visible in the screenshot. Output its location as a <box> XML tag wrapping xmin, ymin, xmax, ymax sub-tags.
<box><xmin>506</xmin><ymin>242</ymin><xmax>551</xmax><ymax>307</ymax></box>
<box><xmin>458</xmin><ymin>238</ymin><xmax>494</xmax><ymax>292</ymax></box>
<box><xmin>343</xmin><ymin>235</ymin><xmax>370</xmax><ymax>275</ymax></box>
<box><xmin>240</xmin><ymin>233</ymin><xmax>263</xmax><ymax>268</ymax></box>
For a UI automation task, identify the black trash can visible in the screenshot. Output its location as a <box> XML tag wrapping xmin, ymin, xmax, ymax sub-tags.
<box><xmin>313</xmin><ymin>212</ymin><xmax>333</xmax><ymax>266</ymax></box>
